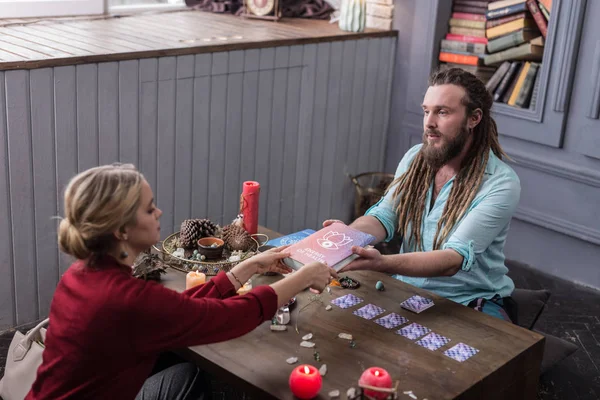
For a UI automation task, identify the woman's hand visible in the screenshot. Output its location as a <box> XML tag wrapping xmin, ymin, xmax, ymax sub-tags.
<box><xmin>300</xmin><ymin>262</ymin><xmax>338</xmax><ymax>292</ymax></box>
<box><xmin>338</xmin><ymin>246</ymin><xmax>385</xmax><ymax>272</ymax></box>
<box><xmin>248</xmin><ymin>246</ymin><xmax>293</xmax><ymax>275</ymax></box>
<box><xmin>322</xmin><ymin>219</ymin><xmax>346</xmax><ymax>228</ymax></box>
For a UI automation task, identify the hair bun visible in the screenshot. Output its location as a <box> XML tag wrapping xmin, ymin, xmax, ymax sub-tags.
<box><xmin>58</xmin><ymin>218</ymin><xmax>91</xmax><ymax>260</ymax></box>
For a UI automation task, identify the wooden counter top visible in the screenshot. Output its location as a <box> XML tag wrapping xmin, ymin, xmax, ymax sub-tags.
<box><xmin>0</xmin><ymin>10</ymin><xmax>397</xmax><ymax>71</ymax></box>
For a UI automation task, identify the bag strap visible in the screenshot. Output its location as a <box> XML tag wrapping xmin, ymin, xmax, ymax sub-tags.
<box><xmin>13</xmin><ymin>318</ymin><xmax>49</xmax><ymax>362</ymax></box>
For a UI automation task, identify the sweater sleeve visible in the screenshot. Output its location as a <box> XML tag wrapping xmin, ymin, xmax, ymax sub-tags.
<box><xmin>122</xmin><ymin>273</ymin><xmax>278</xmax><ymax>354</ymax></box>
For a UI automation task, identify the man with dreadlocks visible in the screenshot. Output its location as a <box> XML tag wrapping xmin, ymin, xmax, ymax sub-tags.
<box><xmin>324</xmin><ymin>68</ymin><xmax>520</xmax><ymax>323</ymax></box>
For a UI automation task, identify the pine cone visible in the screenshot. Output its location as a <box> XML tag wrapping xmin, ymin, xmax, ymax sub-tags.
<box><xmin>180</xmin><ymin>219</ymin><xmax>218</xmax><ymax>248</ymax></box>
<box><xmin>198</xmin><ymin>219</ymin><xmax>218</xmax><ymax>238</ymax></box>
<box><xmin>222</xmin><ymin>224</ymin><xmax>254</xmax><ymax>252</ymax></box>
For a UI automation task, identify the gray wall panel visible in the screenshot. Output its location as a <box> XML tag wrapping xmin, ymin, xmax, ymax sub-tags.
<box><xmin>76</xmin><ymin>64</ymin><xmax>99</xmax><ymax>171</ymax></box>
<box><xmin>30</xmin><ymin>68</ymin><xmax>59</xmax><ymax>318</ymax></box>
<box><xmin>156</xmin><ymin>57</ymin><xmax>177</xmax><ymax>234</ymax></box>
<box><xmin>98</xmin><ymin>62</ymin><xmax>119</xmax><ymax>165</ymax></box>
<box><xmin>359</xmin><ymin>39</ymin><xmax>380</xmax><ymax>174</ymax></box>
<box><xmin>118</xmin><ymin>60</ymin><xmax>139</xmax><ymax>165</ymax></box>
<box><xmin>54</xmin><ymin>66</ymin><xmax>78</xmax><ymax>276</ymax></box>
<box><xmin>208</xmin><ymin>52</ymin><xmax>228</xmax><ymax>226</ymax></box>
<box><xmin>223</xmin><ymin>51</ymin><xmax>244</xmax><ymax>225</ymax></box>
<box><xmin>0</xmin><ymin>72</ymin><xmax>15</xmax><ymax>330</ymax></box>
<box><xmin>0</xmin><ymin>38</ymin><xmax>396</xmax><ymax>329</ymax></box>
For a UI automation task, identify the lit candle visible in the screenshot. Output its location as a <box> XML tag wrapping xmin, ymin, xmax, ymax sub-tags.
<box><xmin>359</xmin><ymin>367</ymin><xmax>392</xmax><ymax>399</ymax></box>
<box><xmin>185</xmin><ymin>271</ymin><xmax>206</xmax><ymax>290</ymax></box>
<box><xmin>237</xmin><ymin>280</ymin><xmax>253</xmax><ymax>295</ymax></box>
<box><xmin>289</xmin><ymin>364</ymin><xmax>322</xmax><ymax>399</ymax></box>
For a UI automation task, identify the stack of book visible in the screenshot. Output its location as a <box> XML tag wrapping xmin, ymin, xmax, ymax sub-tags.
<box><xmin>439</xmin><ymin>0</ymin><xmax>552</xmax><ymax>109</ymax></box>
<box><xmin>484</xmin><ymin>0</ymin><xmax>551</xmax><ymax>108</ymax></box>
<box><xmin>366</xmin><ymin>0</ymin><xmax>394</xmax><ymax>30</ymax></box>
<box><xmin>438</xmin><ymin>0</ymin><xmax>503</xmax><ymax>84</ymax></box>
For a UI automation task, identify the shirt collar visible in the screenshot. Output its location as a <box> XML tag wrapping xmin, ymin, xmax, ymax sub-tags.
<box><xmin>484</xmin><ymin>150</ymin><xmax>497</xmax><ymax>175</ymax></box>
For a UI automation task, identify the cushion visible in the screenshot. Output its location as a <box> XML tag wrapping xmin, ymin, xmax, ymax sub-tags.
<box><xmin>534</xmin><ymin>330</ymin><xmax>579</xmax><ymax>375</ymax></box>
<box><xmin>511</xmin><ymin>288</ymin><xmax>551</xmax><ymax>330</ymax></box>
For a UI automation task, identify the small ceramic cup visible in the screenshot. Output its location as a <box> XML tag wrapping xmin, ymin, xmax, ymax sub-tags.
<box><xmin>197</xmin><ymin>237</ymin><xmax>225</xmax><ymax>260</ymax></box>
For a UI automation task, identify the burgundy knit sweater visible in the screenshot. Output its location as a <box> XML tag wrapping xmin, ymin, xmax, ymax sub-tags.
<box><xmin>26</xmin><ymin>256</ymin><xmax>277</xmax><ymax>399</ymax></box>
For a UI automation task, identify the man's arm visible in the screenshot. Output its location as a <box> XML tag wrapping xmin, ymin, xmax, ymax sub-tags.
<box><xmin>349</xmin><ymin>216</ymin><xmax>388</xmax><ymax>244</ymax></box>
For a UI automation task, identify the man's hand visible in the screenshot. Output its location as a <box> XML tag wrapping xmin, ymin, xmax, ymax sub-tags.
<box><xmin>322</xmin><ymin>219</ymin><xmax>346</xmax><ymax>228</ymax></box>
<box><xmin>338</xmin><ymin>246</ymin><xmax>385</xmax><ymax>273</ymax></box>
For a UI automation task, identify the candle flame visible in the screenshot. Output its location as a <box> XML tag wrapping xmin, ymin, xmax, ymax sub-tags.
<box><xmin>375</xmin><ymin>370</ymin><xmax>380</xmax><ymax>377</ymax></box>
<box><xmin>303</xmin><ymin>366</ymin><xmax>310</xmax><ymax>374</ymax></box>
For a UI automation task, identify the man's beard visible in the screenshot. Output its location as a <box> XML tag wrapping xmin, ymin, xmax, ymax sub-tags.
<box><xmin>421</xmin><ymin>123</ymin><xmax>469</xmax><ymax>170</ymax></box>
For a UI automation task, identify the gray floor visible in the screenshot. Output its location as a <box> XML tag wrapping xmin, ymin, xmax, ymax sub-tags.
<box><xmin>1</xmin><ymin>260</ymin><xmax>599</xmax><ymax>399</ymax></box>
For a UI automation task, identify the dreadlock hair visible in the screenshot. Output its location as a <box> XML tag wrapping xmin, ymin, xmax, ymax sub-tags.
<box><xmin>389</xmin><ymin>68</ymin><xmax>507</xmax><ymax>251</ymax></box>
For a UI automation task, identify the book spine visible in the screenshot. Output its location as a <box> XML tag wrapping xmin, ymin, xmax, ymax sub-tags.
<box><xmin>366</xmin><ymin>15</ymin><xmax>393</xmax><ymax>30</ymax></box>
<box><xmin>454</xmin><ymin>0</ymin><xmax>490</xmax><ymax>7</ymax></box>
<box><xmin>488</xmin><ymin>0</ymin><xmax>526</xmax><ymax>11</ymax></box>
<box><xmin>453</xmin><ymin>5</ymin><xmax>488</xmax><ymax>15</ymax></box>
<box><xmin>486</xmin><ymin>12</ymin><xmax>526</xmax><ymax>28</ymax></box>
<box><xmin>487</xmin><ymin>18</ymin><xmax>534</xmax><ymax>39</ymax></box>
<box><xmin>486</xmin><ymin>3</ymin><xmax>528</xmax><ymax>19</ymax></box>
<box><xmin>538</xmin><ymin>1</ymin><xmax>550</xmax><ymax>20</ymax></box>
<box><xmin>487</xmin><ymin>30</ymin><xmax>526</xmax><ymax>54</ymax></box>
<box><xmin>526</xmin><ymin>0</ymin><xmax>548</xmax><ymax>37</ymax></box>
<box><xmin>366</xmin><ymin>0</ymin><xmax>393</xmax><ymax>5</ymax></box>
<box><xmin>528</xmin><ymin>64</ymin><xmax>542</xmax><ymax>109</ymax></box>
<box><xmin>446</xmin><ymin>33</ymin><xmax>489</xmax><ymax>44</ymax></box>
<box><xmin>367</xmin><ymin>3</ymin><xmax>394</xmax><ymax>18</ymax></box>
<box><xmin>502</xmin><ymin>62</ymin><xmax>524</xmax><ymax>103</ymax></box>
<box><xmin>441</xmin><ymin>39</ymin><xmax>487</xmax><ymax>54</ymax></box>
<box><xmin>449</xmin><ymin>18</ymin><xmax>487</xmax><ymax>29</ymax></box>
<box><xmin>515</xmin><ymin>62</ymin><xmax>540</xmax><ymax>107</ymax></box>
<box><xmin>508</xmin><ymin>62</ymin><xmax>531</xmax><ymax>105</ymax></box>
<box><xmin>449</xmin><ymin>26</ymin><xmax>486</xmax><ymax>38</ymax></box>
<box><xmin>485</xmin><ymin>61</ymin><xmax>512</xmax><ymax>92</ymax></box>
<box><xmin>539</xmin><ymin>0</ymin><xmax>552</xmax><ymax>12</ymax></box>
<box><xmin>452</xmin><ymin>12</ymin><xmax>487</xmax><ymax>21</ymax></box>
<box><xmin>484</xmin><ymin>43</ymin><xmax>537</xmax><ymax>65</ymax></box>
<box><xmin>439</xmin><ymin>52</ymin><xmax>481</xmax><ymax>66</ymax></box>
<box><xmin>493</xmin><ymin>61</ymin><xmax>521</xmax><ymax>102</ymax></box>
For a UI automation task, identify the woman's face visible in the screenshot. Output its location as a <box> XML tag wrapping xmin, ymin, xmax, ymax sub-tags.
<box><xmin>126</xmin><ymin>180</ymin><xmax>162</xmax><ymax>252</ymax></box>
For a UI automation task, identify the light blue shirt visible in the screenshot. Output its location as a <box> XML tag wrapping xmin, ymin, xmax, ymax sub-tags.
<box><xmin>366</xmin><ymin>144</ymin><xmax>520</xmax><ymax>305</ymax></box>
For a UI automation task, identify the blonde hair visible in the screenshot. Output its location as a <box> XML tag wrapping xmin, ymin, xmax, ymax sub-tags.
<box><xmin>58</xmin><ymin>164</ymin><xmax>144</xmax><ymax>260</ymax></box>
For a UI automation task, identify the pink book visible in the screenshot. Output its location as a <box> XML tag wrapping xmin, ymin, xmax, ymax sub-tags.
<box><xmin>283</xmin><ymin>223</ymin><xmax>376</xmax><ymax>272</ymax></box>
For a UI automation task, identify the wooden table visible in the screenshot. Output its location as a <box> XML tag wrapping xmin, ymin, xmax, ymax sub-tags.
<box><xmin>161</xmin><ymin>227</ymin><xmax>545</xmax><ymax>400</ymax></box>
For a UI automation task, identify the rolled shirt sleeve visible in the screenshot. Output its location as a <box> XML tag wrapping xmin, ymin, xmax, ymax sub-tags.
<box><xmin>365</xmin><ymin>145</ymin><xmax>422</xmax><ymax>242</ymax></box>
<box><xmin>443</xmin><ymin>175</ymin><xmax>520</xmax><ymax>272</ymax></box>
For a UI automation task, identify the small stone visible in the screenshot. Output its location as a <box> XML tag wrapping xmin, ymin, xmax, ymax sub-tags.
<box><xmin>338</xmin><ymin>333</ymin><xmax>353</xmax><ymax>340</ymax></box>
<box><xmin>327</xmin><ymin>287</ymin><xmax>331</xmax><ymax>294</ymax></box>
<box><xmin>349</xmin><ymin>340</ymin><xmax>356</xmax><ymax>348</ymax></box>
<box><xmin>328</xmin><ymin>389</ymin><xmax>340</xmax><ymax>398</ymax></box>
<box><xmin>302</xmin><ymin>333</ymin><xmax>313</xmax><ymax>341</ymax></box>
<box><xmin>375</xmin><ymin>281</ymin><xmax>385</xmax><ymax>291</ymax></box>
<box><xmin>286</xmin><ymin>357</ymin><xmax>298</xmax><ymax>364</ymax></box>
<box><xmin>270</xmin><ymin>325</ymin><xmax>287</xmax><ymax>331</ymax></box>
<box><xmin>319</xmin><ymin>364</ymin><xmax>327</xmax><ymax>376</ymax></box>
<box><xmin>211</xmin><ymin>243</ymin><xmax>218</xmax><ymax>248</ymax></box>
<box><xmin>313</xmin><ymin>350</ymin><xmax>320</xmax><ymax>362</ymax></box>
<box><xmin>200</xmin><ymin>255</ymin><xmax>206</xmax><ymax>261</ymax></box>
<box><xmin>300</xmin><ymin>341</ymin><xmax>315</xmax><ymax>348</ymax></box>
<box><xmin>409</xmin><ymin>394</ymin><xmax>417</xmax><ymax>399</ymax></box>
<box><xmin>346</xmin><ymin>387</ymin><xmax>356</xmax><ymax>398</ymax></box>
<box><xmin>193</xmin><ymin>249</ymin><xmax>199</xmax><ymax>255</ymax></box>
<box><xmin>325</xmin><ymin>305</ymin><xmax>332</xmax><ymax>311</ymax></box>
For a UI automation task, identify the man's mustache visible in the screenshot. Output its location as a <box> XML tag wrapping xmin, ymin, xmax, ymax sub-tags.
<box><xmin>424</xmin><ymin>130</ymin><xmax>441</xmax><ymax>136</ymax></box>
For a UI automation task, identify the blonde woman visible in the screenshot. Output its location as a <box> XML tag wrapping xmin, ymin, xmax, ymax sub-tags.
<box><xmin>27</xmin><ymin>164</ymin><xmax>335</xmax><ymax>400</ymax></box>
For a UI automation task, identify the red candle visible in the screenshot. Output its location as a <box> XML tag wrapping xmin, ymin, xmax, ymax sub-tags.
<box><xmin>359</xmin><ymin>367</ymin><xmax>392</xmax><ymax>399</ymax></box>
<box><xmin>240</xmin><ymin>181</ymin><xmax>260</xmax><ymax>235</ymax></box>
<box><xmin>289</xmin><ymin>364</ymin><xmax>322</xmax><ymax>399</ymax></box>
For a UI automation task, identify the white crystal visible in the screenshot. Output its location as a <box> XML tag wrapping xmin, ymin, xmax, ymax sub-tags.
<box><xmin>228</xmin><ymin>255</ymin><xmax>241</xmax><ymax>262</ymax></box>
<box><xmin>286</xmin><ymin>357</ymin><xmax>298</xmax><ymax>364</ymax></box>
<box><xmin>338</xmin><ymin>333</ymin><xmax>353</xmax><ymax>340</ymax></box>
<box><xmin>346</xmin><ymin>387</ymin><xmax>356</xmax><ymax>398</ymax></box>
<box><xmin>319</xmin><ymin>364</ymin><xmax>327</xmax><ymax>376</ymax></box>
<box><xmin>326</xmin><ymin>305</ymin><xmax>332</xmax><ymax>311</ymax></box>
<box><xmin>270</xmin><ymin>325</ymin><xmax>287</xmax><ymax>331</ymax></box>
<box><xmin>300</xmin><ymin>341</ymin><xmax>315</xmax><ymax>348</ymax></box>
<box><xmin>409</xmin><ymin>394</ymin><xmax>417</xmax><ymax>400</ymax></box>
<box><xmin>327</xmin><ymin>287</ymin><xmax>331</xmax><ymax>293</ymax></box>
<box><xmin>328</xmin><ymin>389</ymin><xmax>340</xmax><ymax>398</ymax></box>
<box><xmin>302</xmin><ymin>333</ymin><xmax>313</xmax><ymax>341</ymax></box>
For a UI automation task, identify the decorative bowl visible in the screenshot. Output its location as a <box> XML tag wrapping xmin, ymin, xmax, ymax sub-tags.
<box><xmin>197</xmin><ymin>237</ymin><xmax>225</xmax><ymax>259</ymax></box>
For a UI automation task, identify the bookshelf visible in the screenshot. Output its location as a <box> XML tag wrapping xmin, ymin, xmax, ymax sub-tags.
<box><xmin>433</xmin><ymin>0</ymin><xmax>586</xmax><ymax>147</ymax></box>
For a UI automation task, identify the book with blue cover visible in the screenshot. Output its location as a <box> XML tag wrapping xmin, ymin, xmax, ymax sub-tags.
<box><xmin>266</xmin><ymin>229</ymin><xmax>316</xmax><ymax>247</ymax></box>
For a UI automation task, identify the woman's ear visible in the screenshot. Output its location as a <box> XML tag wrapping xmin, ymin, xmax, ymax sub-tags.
<box><xmin>113</xmin><ymin>226</ymin><xmax>129</xmax><ymax>241</ymax></box>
